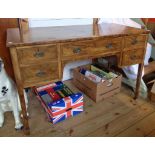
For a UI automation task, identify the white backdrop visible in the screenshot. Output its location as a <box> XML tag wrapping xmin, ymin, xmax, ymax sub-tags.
<box><xmin>29</xmin><ymin>18</ymin><xmax>93</xmax><ymax>27</ymax></box>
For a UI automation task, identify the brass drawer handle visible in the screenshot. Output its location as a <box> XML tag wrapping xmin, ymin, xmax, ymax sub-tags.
<box><xmin>33</xmin><ymin>51</ymin><xmax>45</xmax><ymax>58</ymax></box>
<box><xmin>106</xmin><ymin>43</ymin><xmax>113</xmax><ymax>49</ymax></box>
<box><xmin>131</xmin><ymin>39</ymin><xmax>138</xmax><ymax>45</ymax></box>
<box><xmin>36</xmin><ymin>70</ymin><xmax>46</xmax><ymax>77</ymax></box>
<box><xmin>73</xmin><ymin>47</ymin><xmax>81</xmax><ymax>54</ymax></box>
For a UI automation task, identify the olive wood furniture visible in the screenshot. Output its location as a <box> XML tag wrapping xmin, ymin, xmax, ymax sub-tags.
<box><xmin>7</xmin><ymin>23</ymin><xmax>149</xmax><ymax>135</ymax></box>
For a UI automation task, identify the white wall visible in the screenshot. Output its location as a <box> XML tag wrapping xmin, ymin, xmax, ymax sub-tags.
<box><xmin>28</xmin><ymin>18</ymin><xmax>93</xmax><ymax>27</ymax></box>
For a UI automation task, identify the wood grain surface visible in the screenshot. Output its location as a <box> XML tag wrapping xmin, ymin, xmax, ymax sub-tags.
<box><xmin>0</xmin><ymin>80</ymin><xmax>155</xmax><ymax>137</ymax></box>
<box><xmin>7</xmin><ymin>23</ymin><xmax>149</xmax><ymax>47</ymax></box>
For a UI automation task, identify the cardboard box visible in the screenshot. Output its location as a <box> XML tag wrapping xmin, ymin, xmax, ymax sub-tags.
<box><xmin>73</xmin><ymin>65</ymin><xmax>122</xmax><ymax>102</ymax></box>
<box><xmin>34</xmin><ymin>81</ymin><xmax>84</xmax><ymax>124</ymax></box>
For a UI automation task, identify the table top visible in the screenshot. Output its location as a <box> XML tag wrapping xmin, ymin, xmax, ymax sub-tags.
<box><xmin>7</xmin><ymin>22</ymin><xmax>149</xmax><ymax>47</ymax></box>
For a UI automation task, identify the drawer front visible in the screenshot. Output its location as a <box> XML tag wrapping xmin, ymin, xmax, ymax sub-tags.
<box><xmin>21</xmin><ymin>62</ymin><xmax>59</xmax><ymax>84</ymax></box>
<box><xmin>91</xmin><ymin>38</ymin><xmax>122</xmax><ymax>55</ymax></box>
<box><xmin>17</xmin><ymin>45</ymin><xmax>58</xmax><ymax>65</ymax></box>
<box><xmin>61</xmin><ymin>38</ymin><xmax>122</xmax><ymax>59</ymax></box>
<box><xmin>61</xmin><ymin>41</ymin><xmax>94</xmax><ymax>59</ymax></box>
<box><xmin>122</xmin><ymin>49</ymin><xmax>144</xmax><ymax>66</ymax></box>
<box><xmin>124</xmin><ymin>35</ymin><xmax>146</xmax><ymax>50</ymax></box>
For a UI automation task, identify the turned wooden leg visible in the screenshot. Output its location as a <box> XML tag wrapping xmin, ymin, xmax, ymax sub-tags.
<box><xmin>19</xmin><ymin>89</ymin><xmax>30</xmax><ymax>135</ymax></box>
<box><xmin>134</xmin><ymin>63</ymin><xmax>144</xmax><ymax>99</ymax></box>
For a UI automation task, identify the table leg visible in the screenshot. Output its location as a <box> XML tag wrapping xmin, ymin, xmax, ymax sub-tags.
<box><xmin>19</xmin><ymin>89</ymin><xmax>30</xmax><ymax>135</ymax></box>
<box><xmin>134</xmin><ymin>63</ymin><xmax>144</xmax><ymax>99</ymax></box>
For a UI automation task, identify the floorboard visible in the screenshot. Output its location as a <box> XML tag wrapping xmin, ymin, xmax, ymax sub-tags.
<box><xmin>117</xmin><ymin>112</ymin><xmax>155</xmax><ymax>137</ymax></box>
<box><xmin>0</xmin><ymin>80</ymin><xmax>155</xmax><ymax>137</ymax></box>
<box><xmin>88</xmin><ymin>103</ymin><xmax>155</xmax><ymax>136</ymax></box>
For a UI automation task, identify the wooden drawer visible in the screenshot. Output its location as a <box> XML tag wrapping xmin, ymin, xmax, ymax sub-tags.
<box><xmin>21</xmin><ymin>62</ymin><xmax>59</xmax><ymax>84</ymax></box>
<box><xmin>61</xmin><ymin>41</ymin><xmax>93</xmax><ymax>59</ymax></box>
<box><xmin>124</xmin><ymin>35</ymin><xmax>146</xmax><ymax>50</ymax></box>
<box><xmin>17</xmin><ymin>44</ymin><xmax>58</xmax><ymax>65</ymax></box>
<box><xmin>61</xmin><ymin>38</ymin><xmax>122</xmax><ymax>59</ymax></box>
<box><xmin>121</xmin><ymin>49</ymin><xmax>144</xmax><ymax>66</ymax></box>
<box><xmin>90</xmin><ymin>37</ymin><xmax>122</xmax><ymax>55</ymax></box>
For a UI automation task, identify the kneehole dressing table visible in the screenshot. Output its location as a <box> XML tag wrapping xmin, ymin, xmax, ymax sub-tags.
<box><xmin>7</xmin><ymin>22</ymin><xmax>149</xmax><ymax>135</ymax></box>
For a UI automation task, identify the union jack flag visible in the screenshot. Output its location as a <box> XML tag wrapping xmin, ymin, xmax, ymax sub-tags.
<box><xmin>48</xmin><ymin>93</ymin><xmax>84</xmax><ymax>124</ymax></box>
<box><xmin>34</xmin><ymin>81</ymin><xmax>84</xmax><ymax>124</ymax></box>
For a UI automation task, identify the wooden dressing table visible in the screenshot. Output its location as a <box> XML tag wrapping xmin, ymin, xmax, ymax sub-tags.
<box><xmin>7</xmin><ymin>22</ymin><xmax>149</xmax><ymax>135</ymax></box>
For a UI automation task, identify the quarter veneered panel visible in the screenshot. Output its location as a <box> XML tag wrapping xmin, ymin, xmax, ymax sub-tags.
<box><xmin>124</xmin><ymin>35</ymin><xmax>146</xmax><ymax>50</ymax></box>
<box><xmin>21</xmin><ymin>62</ymin><xmax>59</xmax><ymax>85</ymax></box>
<box><xmin>91</xmin><ymin>37</ymin><xmax>122</xmax><ymax>55</ymax></box>
<box><xmin>122</xmin><ymin>49</ymin><xmax>144</xmax><ymax>66</ymax></box>
<box><xmin>61</xmin><ymin>40</ymin><xmax>93</xmax><ymax>59</ymax></box>
<box><xmin>17</xmin><ymin>44</ymin><xmax>58</xmax><ymax>65</ymax></box>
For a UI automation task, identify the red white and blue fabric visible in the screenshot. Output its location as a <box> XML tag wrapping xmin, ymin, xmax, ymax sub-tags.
<box><xmin>36</xmin><ymin>81</ymin><xmax>63</xmax><ymax>92</ymax></box>
<box><xmin>34</xmin><ymin>81</ymin><xmax>84</xmax><ymax>124</ymax></box>
<box><xmin>48</xmin><ymin>93</ymin><xmax>83</xmax><ymax>124</ymax></box>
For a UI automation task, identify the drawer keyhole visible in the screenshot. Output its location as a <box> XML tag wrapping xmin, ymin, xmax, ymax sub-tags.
<box><xmin>130</xmin><ymin>55</ymin><xmax>137</xmax><ymax>60</ymax></box>
<box><xmin>106</xmin><ymin>43</ymin><xmax>113</xmax><ymax>49</ymax></box>
<box><xmin>36</xmin><ymin>70</ymin><xmax>46</xmax><ymax>77</ymax></box>
<box><xmin>33</xmin><ymin>50</ymin><xmax>44</xmax><ymax>58</ymax></box>
<box><xmin>131</xmin><ymin>39</ymin><xmax>138</xmax><ymax>45</ymax></box>
<box><xmin>73</xmin><ymin>47</ymin><xmax>81</xmax><ymax>54</ymax></box>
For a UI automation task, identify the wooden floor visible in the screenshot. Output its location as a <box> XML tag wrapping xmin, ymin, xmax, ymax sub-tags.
<box><xmin>1</xmin><ymin>80</ymin><xmax>155</xmax><ymax>137</ymax></box>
